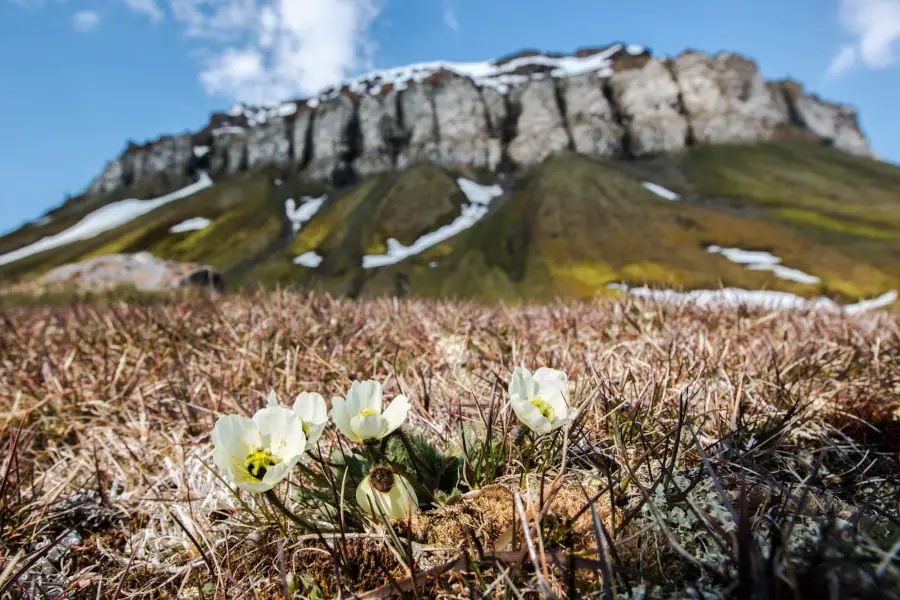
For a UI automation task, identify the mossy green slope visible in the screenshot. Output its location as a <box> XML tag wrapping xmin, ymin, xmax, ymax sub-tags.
<box><xmin>1</xmin><ymin>140</ymin><xmax>898</xmax><ymax>303</ymax></box>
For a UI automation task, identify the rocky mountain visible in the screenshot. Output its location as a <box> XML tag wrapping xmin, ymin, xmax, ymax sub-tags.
<box><xmin>1</xmin><ymin>43</ymin><xmax>898</xmax><ymax>308</ymax></box>
<box><xmin>80</xmin><ymin>43</ymin><xmax>871</xmax><ymax>199</ymax></box>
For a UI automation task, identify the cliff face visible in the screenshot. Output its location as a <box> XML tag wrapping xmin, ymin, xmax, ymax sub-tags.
<box><xmin>84</xmin><ymin>43</ymin><xmax>872</xmax><ymax>199</ymax></box>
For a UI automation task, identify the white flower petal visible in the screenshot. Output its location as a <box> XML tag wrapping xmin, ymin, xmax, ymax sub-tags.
<box><xmin>331</xmin><ymin>396</ymin><xmax>357</xmax><ymax>441</ymax></box>
<box><xmin>234</xmin><ymin>477</ymin><xmax>275</xmax><ymax>493</ymax></box>
<box><xmin>261</xmin><ymin>458</ymin><xmax>297</xmax><ymax>488</ymax></box>
<box><xmin>381</xmin><ymin>395</ymin><xmax>410</xmax><ymax>436</ymax></box>
<box><xmin>509</xmin><ymin>366</ymin><xmax>535</xmax><ymax>402</ymax></box>
<box><xmin>511</xmin><ymin>396</ymin><xmax>552</xmax><ymax>435</ymax></box>
<box><xmin>293</xmin><ymin>392</ymin><xmax>327</xmax><ymax>424</ymax></box>
<box><xmin>252</xmin><ymin>406</ymin><xmax>307</xmax><ymax>459</ymax></box>
<box><xmin>355</xmin><ymin>473</ymin><xmax>418</xmax><ymax>520</ymax></box>
<box><xmin>533</xmin><ymin>367</ymin><xmax>567</xmax><ymax>400</ymax></box>
<box><xmin>355</xmin><ymin>477</ymin><xmax>376</xmax><ymax>515</ymax></box>
<box><xmin>347</xmin><ymin>380</ymin><xmax>383</xmax><ymax>414</ymax></box>
<box><xmin>212</xmin><ymin>414</ymin><xmax>257</xmax><ymax>465</ymax></box>
<box><xmin>387</xmin><ymin>475</ymin><xmax>418</xmax><ymax>519</ymax></box>
<box><xmin>350</xmin><ymin>413</ymin><xmax>386</xmax><ymax>440</ymax></box>
<box><xmin>266</xmin><ymin>390</ymin><xmax>281</xmax><ymax>408</ymax></box>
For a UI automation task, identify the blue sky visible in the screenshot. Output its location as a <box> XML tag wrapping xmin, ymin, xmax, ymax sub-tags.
<box><xmin>1</xmin><ymin>0</ymin><xmax>898</xmax><ymax>234</ymax></box>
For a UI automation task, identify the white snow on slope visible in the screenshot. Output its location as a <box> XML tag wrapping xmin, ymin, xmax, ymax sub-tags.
<box><xmin>285</xmin><ymin>195</ymin><xmax>326</xmax><ymax>233</ymax></box>
<box><xmin>362</xmin><ymin>178</ymin><xmax>503</xmax><ymax>269</ymax></box>
<box><xmin>707</xmin><ymin>245</ymin><xmax>821</xmax><ymax>284</ymax></box>
<box><xmin>169</xmin><ymin>217</ymin><xmax>211</xmax><ymax>233</ymax></box>
<box><xmin>293</xmin><ymin>251</ymin><xmax>323</xmax><ymax>268</ymax></box>
<box><xmin>607</xmin><ymin>283</ymin><xmax>897</xmax><ymax>315</ymax></box>
<box><xmin>193</xmin><ymin>146</ymin><xmax>210</xmax><ymax>158</ymax></box>
<box><xmin>0</xmin><ymin>173</ymin><xmax>213</xmax><ymax>267</ymax></box>
<box><xmin>642</xmin><ymin>182</ymin><xmax>680</xmax><ymax>201</ymax></box>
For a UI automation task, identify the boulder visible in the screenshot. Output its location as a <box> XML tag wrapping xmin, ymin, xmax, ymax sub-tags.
<box><xmin>38</xmin><ymin>252</ymin><xmax>225</xmax><ymax>293</ymax></box>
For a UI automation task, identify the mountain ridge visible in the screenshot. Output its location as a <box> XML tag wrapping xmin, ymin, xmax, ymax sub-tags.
<box><xmin>74</xmin><ymin>42</ymin><xmax>870</xmax><ymax>210</ymax></box>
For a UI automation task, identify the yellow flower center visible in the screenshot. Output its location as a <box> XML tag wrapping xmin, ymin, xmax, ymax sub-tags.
<box><xmin>245</xmin><ymin>449</ymin><xmax>278</xmax><ymax>480</ymax></box>
<box><xmin>529</xmin><ymin>396</ymin><xmax>554</xmax><ymax>421</ymax></box>
<box><xmin>301</xmin><ymin>421</ymin><xmax>310</xmax><ymax>437</ymax></box>
<box><xmin>358</xmin><ymin>408</ymin><xmax>377</xmax><ymax>417</ymax></box>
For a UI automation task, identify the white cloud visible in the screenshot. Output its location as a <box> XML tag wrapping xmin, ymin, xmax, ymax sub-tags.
<box><xmin>11</xmin><ymin>0</ymin><xmax>384</xmax><ymax>105</ymax></box>
<box><xmin>830</xmin><ymin>0</ymin><xmax>900</xmax><ymax>75</ymax></box>
<box><xmin>442</xmin><ymin>0</ymin><xmax>459</xmax><ymax>31</ymax></box>
<box><xmin>71</xmin><ymin>8</ymin><xmax>100</xmax><ymax>31</ymax></box>
<box><xmin>120</xmin><ymin>0</ymin><xmax>164</xmax><ymax>22</ymax></box>
<box><xmin>194</xmin><ymin>0</ymin><xmax>382</xmax><ymax>104</ymax></box>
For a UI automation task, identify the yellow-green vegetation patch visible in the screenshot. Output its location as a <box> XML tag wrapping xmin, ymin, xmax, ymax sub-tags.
<box><xmin>775</xmin><ymin>208</ymin><xmax>900</xmax><ymax>241</ymax></box>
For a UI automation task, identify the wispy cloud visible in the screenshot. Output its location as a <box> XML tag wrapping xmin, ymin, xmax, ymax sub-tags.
<box><xmin>134</xmin><ymin>0</ymin><xmax>381</xmax><ymax>104</ymax></box>
<box><xmin>8</xmin><ymin>0</ymin><xmax>383</xmax><ymax>105</ymax></box>
<box><xmin>442</xmin><ymin>0</ymin><xmax>459</xmax><ymax>31</ymax></box>
<box><xmin>72</xmin><ymin>8</ymin><xmax>101</xmax><ymax>31</ymax></box>
<box><xmin>828</xmin><ymin>0</ymin><xmax>900</xmax><ymax>76</ymax></box>
<box><xmin>119</xmin><ymin>0</ymin><xmax>164</xmax><ymax>22</ymax></box>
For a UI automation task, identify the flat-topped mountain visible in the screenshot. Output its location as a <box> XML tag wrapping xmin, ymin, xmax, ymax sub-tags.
<box><xmin>1</xmin><ymin>43</ymin><xmax>897</xmax><ymax>310</ymax></box>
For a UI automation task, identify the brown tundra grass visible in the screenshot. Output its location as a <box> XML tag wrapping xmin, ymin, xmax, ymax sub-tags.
<box><xmin>0</xmin><ymin>290</ymin><xmax>898</xmax><ymax>599</ymax></box>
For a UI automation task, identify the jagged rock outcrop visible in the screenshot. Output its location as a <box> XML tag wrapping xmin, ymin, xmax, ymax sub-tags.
<box><xmin>397</xmin><ymin>83</ymin><xmax>441</xmax><ymax>168</ymax></box>
<box><xmin>562</xmin><ymin>72</ymin><xmax>623</xmax><ymax>156</ymax></box>
<box><xmin>81</xmin><ymin>43</ymin><xmax>875</xmax><ymax>199</ymax></box>
<box><xmin>306</xmin><ymin>95</ymin><xmax>356</xmax><ymax>181</ymax></box>
<box><xmin>507</xmin><ymin>78</ymin><xmax>572</xmax><ymax>165</ymax></box>
<box><xmin>672</xmin><ymin>52</ymin><xmax>789</xmax><ymax>144</ymax></box>
<box><xmin>608</xmin><ymin>58</ymin><xmax>690</xmax><ymax>155</ymax></box>
<box><xmin>778</xmin><ymin>82</ymin><xmax>871</xmax><ymax>156</ymax></box>
<box><xmin>356</xmin><ymin>91</ymin><xmax>404</xmax><ymax>175</ymax></box>
<box><xmin>209</xmin><ymin>130</ymin><xmax>247</xmax><ymax>175</ymax></box>
<box><xmin>433</xmin><ymin>74</ymin><xmax>504</xmax><ymax>171</ymax></box>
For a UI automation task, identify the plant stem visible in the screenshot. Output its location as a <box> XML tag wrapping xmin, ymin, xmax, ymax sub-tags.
<box><xmin>265</xmin><ymin>489</ymin><xmax>316</xmax><ymax>531</ymax></box>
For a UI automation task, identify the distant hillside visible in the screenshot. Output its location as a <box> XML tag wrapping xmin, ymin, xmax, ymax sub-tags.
<box><xmin>1</xmin><ymin>43</ymin><xmax>897</xmax><ymax>309</ymax></box>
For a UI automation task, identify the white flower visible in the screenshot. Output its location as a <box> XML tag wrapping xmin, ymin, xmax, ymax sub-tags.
<box><xmin>292</xmin><ymin>392</ymin><xmax>328</xmax><ymax>446</ymax></box>
<box><xmin>509</xmin><ymin>366</ymin><xmax>570</xmax><ymax>434</ymax></box>
<box><xmin>212</xmin><ymin>405</ymin><xmax>307</xmax><ymax>493</ymax></box>
<box><xmin>331</xmin><ymin>380</ymin><xmax>410</xmax><ymax>442</ymax></box>
<box><xmin>356</xmin><ymin>466</ymin><xmax>419</xmax><ymax>519</ymax></box>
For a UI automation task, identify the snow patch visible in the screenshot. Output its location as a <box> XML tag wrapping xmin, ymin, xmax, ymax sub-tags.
<box><xmin>309</xmin><ymin>43</ymin><xmax>625</xmax><ymax>106</ymax></box>
<box><xmin>192</xmin><ymin>146</ymin><xmax>210</xmax><ymax>158</ymax></box>
<box><xmin>32</xmin><ymin>216</ymin><xmax>53</xmax><ymax>227</ymax></box>
<box><xmin>211</xmin><ymin>125</ymin><xmax>245</xmax><ymax>136</ymax></box>
<box><xmin>293</xmin><ymin>251</ymin><xmax>323</xmax><ymax>268</ymax></box>
<box><xmin>362</xmin><ymin>178</ymin><xmax>503</xmax><ymax>269</ymax></box>
<box><xmin>285</xmin><ymin>195</ymin><xmax>326</xmax><ymax>233</ymax></box>
<box><xmin>626</xmin><ymin>44</ymin><xmax>645</xmax><ymax>55</ymax></box>
<box><xmin>0</xmin><ymin>173</ymin><xmax>214</xmax><ymax>267</ymax></box>
<box><xmin>608</xmin><ymin>284</ymin><xmax>897</xmax><ymax>315</ymax></box>
<box><xmin>707</xmin><ymin>245</ymin><xmax>821</xmax><ymax>284</ymax></box>
<box><xmin>227</xmin><ymin>101</ymin><xmax>298</xmax><ymax>126</ymax></box>
<box><xmin>169</xmin><ymin>217</ymin><xmax>211</xmax><ymax>233</ymax></box>
<box><xmin>642</xmin><ymin>182</ymin><xmax>680</xmax><ymax>201</ymax></box>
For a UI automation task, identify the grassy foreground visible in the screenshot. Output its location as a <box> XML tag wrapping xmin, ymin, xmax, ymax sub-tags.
<box><xmin>0</xmin><ymin>291</ymin><xmax>898</xmax><ymax>599</ymax></box>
